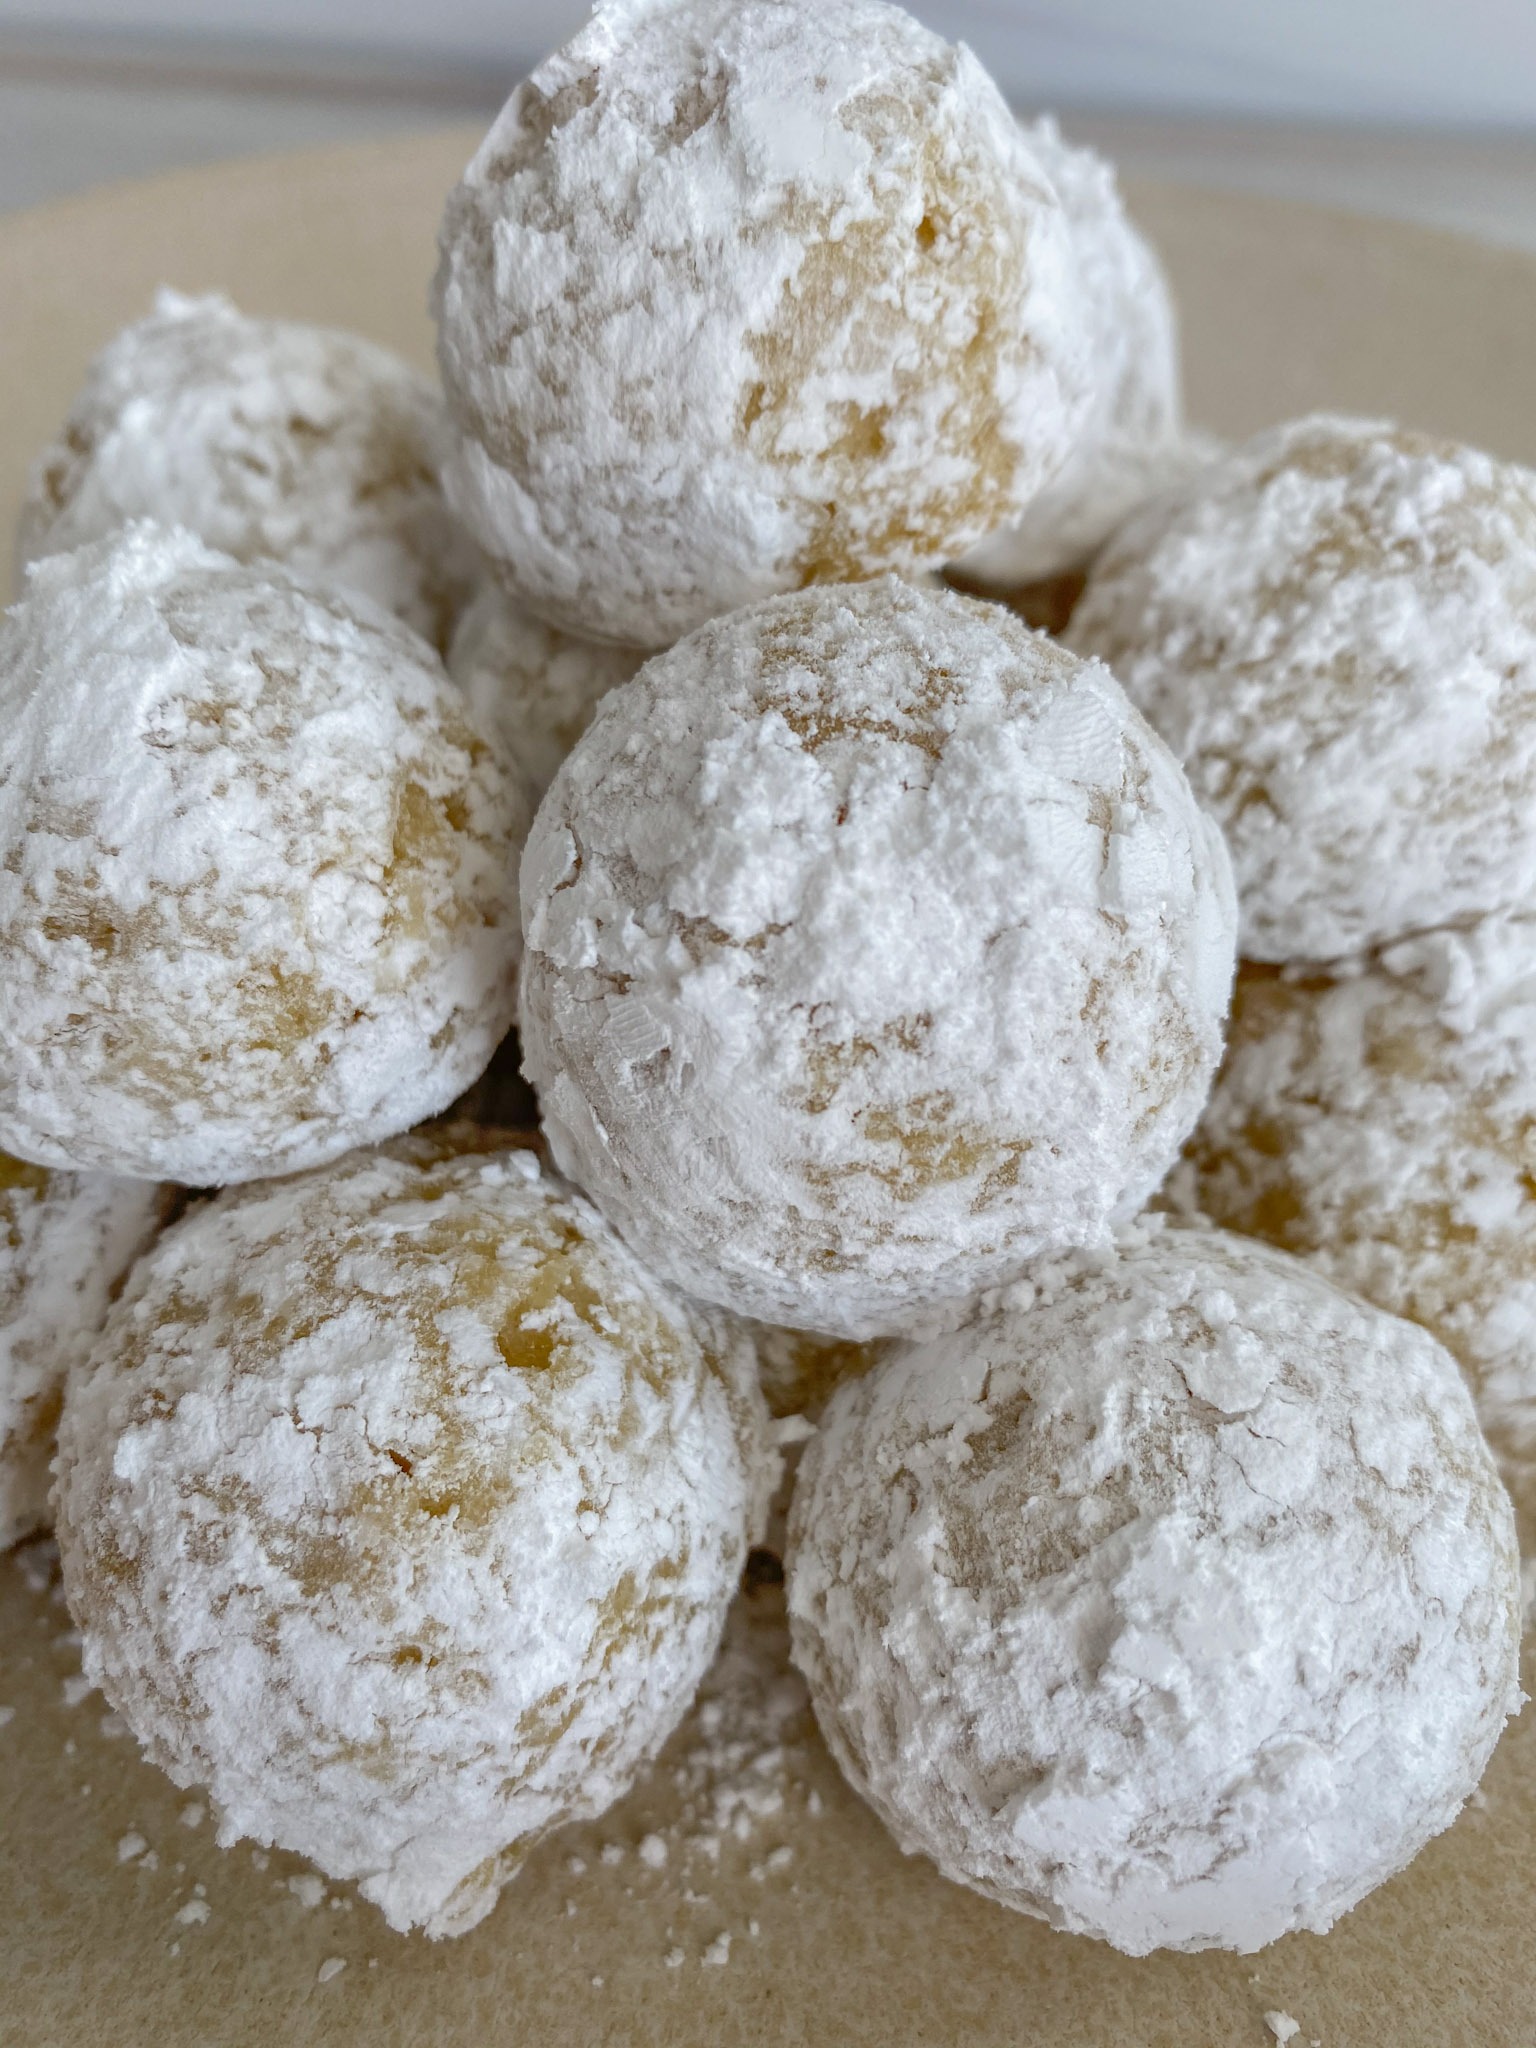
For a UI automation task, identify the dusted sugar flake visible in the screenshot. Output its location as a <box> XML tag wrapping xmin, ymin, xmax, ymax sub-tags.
<box><xmin>1177</xmin><ymin>928</ymin><xmax>1536</xmax><ymax>1589</ymax></box>
<box><xmin>1067</xmin><ymin>414</ymin><xmax>1536</xmax><ymax>961</ymax></box>
<box><xmin>55</xmin><ymin>1131</ymin><xmax>773</xmax><ymax>1939</ymax></box>
<box><xmin>448</xmin><ymin>582</ymin><xmax>647</xmax><ymax>806</ymax></box>
<box><xmin>434</xmin><ymin>0</ymin><xmax>1093</xmax><ymax>646</ymax></box>
<box><xmin>0</xmin><ymin>1154</ymin><xmax>170</xmax><ymax>1548</ymax></box>
<box><xmin>17</xmin><ymin>291</ymin><xmax>480</xmax><ymax>654</ymax></box>
<box><xmin>0</xmin><ymin>523</ymin><xmax>526</xmax><ymax>1184</ymax></box>
<box><xmin>953</xmin><ymin>117</ymin><xmax>1201</xmax><ymax>593</ymax></box>
<box><xmin>787</xmin><ymin>1220</ymin><xmax>1522</xmax><ymax>1955</ymax></box>
<box><xmin>520</xmin><ymin>577</ymin><xmax>1237</xmax><ymax>1339</ymax></box>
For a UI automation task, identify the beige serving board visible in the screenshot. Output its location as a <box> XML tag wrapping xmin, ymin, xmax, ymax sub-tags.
<box><xmin>3</xmin><ymin>133</ymin><xmax>1536</xmax><ymax>2048</ymax></box>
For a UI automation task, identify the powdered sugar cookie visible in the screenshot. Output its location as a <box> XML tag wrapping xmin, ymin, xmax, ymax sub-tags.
<box><xmin>18</xmin><ymin>290</ymin><xmax>479</xmax><ymax>653</ymax></box>
<box><xmin>0</xmin><ymin>1155</ymin><xmax>171</xmax><ymax>1548</ymax></box>
<box><xmin>953</xmin><ymin>118</ymin><xmax>1199</xmax><ymax>593</ymax></box>
<box><xmin>1067</xmin><ymin>415</ymin><xmax>1536</xmax><ymax>960</ymax></box>
<box><xmin>55</xmin><ymin>1131</ymin><xmax>772</xmax><ymax>1938</ymax></box>
<box><xmin>0</xmin><ymin>524</ymin><xmax>526</xmax><ymax>1184</ymax></box>
<box><xmin>787</xmin><ymin>1219</ymin><xmax>1521</xmax><ymax>1954</ymax></box>
<box><xmin>1175</xmin><ymin>926</ymin><xmax>1536</xmax><ymax>1589</ymax></box>
<box><xmin>434</xmin><ymin>0</ymin><xmax>1092</xmax><ymax>646</ymax></box>
<box><xmin>447</xmin><ymin>582</ymin><xmax>646</xmax><ymax>805</ymax></box>
<box><xmin>521</xmin><ymin>577</ymin><xmax>1236</xmax><ymax>1338</ymax></box>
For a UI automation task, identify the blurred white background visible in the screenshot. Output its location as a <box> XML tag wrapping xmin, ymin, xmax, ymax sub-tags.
<box><xmin>7</xmin><ymin>0</ymin><xmax>1536</xmax><ymax>122</ymax></box>
<box><xmin>2</xmin><ymin>0</ymin><xmax>1535</xmax><ymax>243</ymax></box>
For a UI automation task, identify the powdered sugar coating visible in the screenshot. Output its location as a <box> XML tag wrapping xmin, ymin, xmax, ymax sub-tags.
<box><xmin>0</xmin><ymin>523</ymin><xmax>526</xmax><ymax>1184</ymax></box>
<box><xmin>521</xmin><ymin>577</ymin><xmax>1237</xmax><ymax>1338</ymax></box>
<box><xmin>787</xmin><ymin>1220</ymin><xmax>1522</xmax><ymax>1955</ymax></box>
<box><xmin>0</xmin><ymin>1154</ymin><xmax>169</xmax><ymax>1547</ymax></box>
<box><xmin>1175</xmin><ymin>929</ymin><xmax>1536</xmax><ymax>1589</ymax></box>
<box><xmin>1066</xmin><ymin>415</ymin><xmax>1536</xmax><ymax>961</ymax></box>
<box><xmin>18</xmin><ymin>291</ymin><xmax>480</xmax><ymax>654</ymax></box>
<box><xmin>953</xmin><ymin>118</ymin><xmax>1194</xmax><ymax>592</ymax></box>
<box><xmin>55</xmin><ymin>1133</ymin><xmax>772</xmax><ymax>1938</ymax></box>
<box><xmin>434</xmin><ymin>0</ymin><xmax>1091</xmax><ymax>647</ymax></box>
<box><xmin>448</xmin><ymin>582</ymin><xmax>646</xmax><ymax>805</ymax></box>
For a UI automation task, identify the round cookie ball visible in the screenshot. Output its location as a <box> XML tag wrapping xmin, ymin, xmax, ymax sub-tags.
<box><xmin>433</xmin><ymin>0</ymin><xmax>1092</xmax><ymax>647</ymax></box>
<box><xmin>521</xmin><ymin>576</ymin><xmax>1237</xmax><ymax>1339</ymax></box>
<box><xmin>55</xmin><ymin>1131</ymin><xmax>772</xmax><ymax>1939</ymax></box>
<box><xmin>1066</xmin><ymin>415</ymin><xmax>1536</xmax><ymax>961</ymax></box>
<box><xmin>952</xmin><ymin>117</ymin><xmax>1199</xmax><ymax>593</ymax></box>
<box><xmin>448</xmin><ymin>582</ymin><xmax>646</xmax><ymax>805</ymax></box>
<box><xmin>787</xmin><ymin>1220</ymin><xmax>1522</xmax><ymax>1955</ymax></box>
<box><xmin>1176</xmin><ymin>929</ymin><xmax>1536</xmax><ymax>1594</ymax></box>
<box><xmin>0</xmin><ymin>523</ymin><xmax>527</xmax><ymax>1184</ymax></box>
<box><xmin>0</xmin><ymin>1154</ymin><xmax>170</xmax><ymax>1548</ymax></box>
<box><xmin>17</xmin><ymin>291</ymin><xmax>480</xmax><ymax>654</ymax></box>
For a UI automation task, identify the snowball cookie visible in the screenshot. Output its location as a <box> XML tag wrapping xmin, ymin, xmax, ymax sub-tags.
<box><xmin>787</xmin><ymin>1220</ymin><xmax>1523</xmax><ymax>1955</ymax></box>
<box><xmin>521</xmin><ymin>577</ymin><xmax>1237</xmax><ymax>1339</ymax></box>
<box><xmin>1177</xmin><ymin>927</ymin><xmax>1536</xmax><ymax>1590</ymax></box>
<box><xmin>448</xmin><ymin>582</ymin><xmax>646</xmax><ymax>804</ymax></box>
<box><xmin>433</xmin><ymin>0</ymin><xmax>1092</xmax><ymax>647</ymax></box>
<box><xmin>952</xmin><ymin>117</ymin><xmax>1196</xmax><ymax>593</ymax></box>
<box><xmin>17</xmin><ymin>290</ymin><xmax>480</xmax><ymax>655</ymax></box>
<box><xmin>0</xmin><ymin>1155</ymin><xmax>170</xmax><ymax>1548</ymax></box>
<box><xmin>55</xmin><ymin>1130</ymin><xmax>773</xmax><ymax>1938</ymax></box>
<box><xmin>0</xmin><ymin>523</ymin><xmax>527</xmax><ymax>1184</ymax></box>
<box><xmin>1066</xmin><ymin>415</ymin><xmax>1536</xmax><ymax>962</ymax></box>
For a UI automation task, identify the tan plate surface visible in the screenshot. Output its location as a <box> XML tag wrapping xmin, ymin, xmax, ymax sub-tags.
<box><xmin>3</xmin><ymin>133</ymin><xmax>1536</xmax><ymax>2048</ymax></box>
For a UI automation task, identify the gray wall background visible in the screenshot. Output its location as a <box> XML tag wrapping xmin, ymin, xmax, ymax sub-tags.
<box><xmin>4</xmin><ymin>0</ymin><xmax>1536</xmax><ymax>125</ymax></box>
